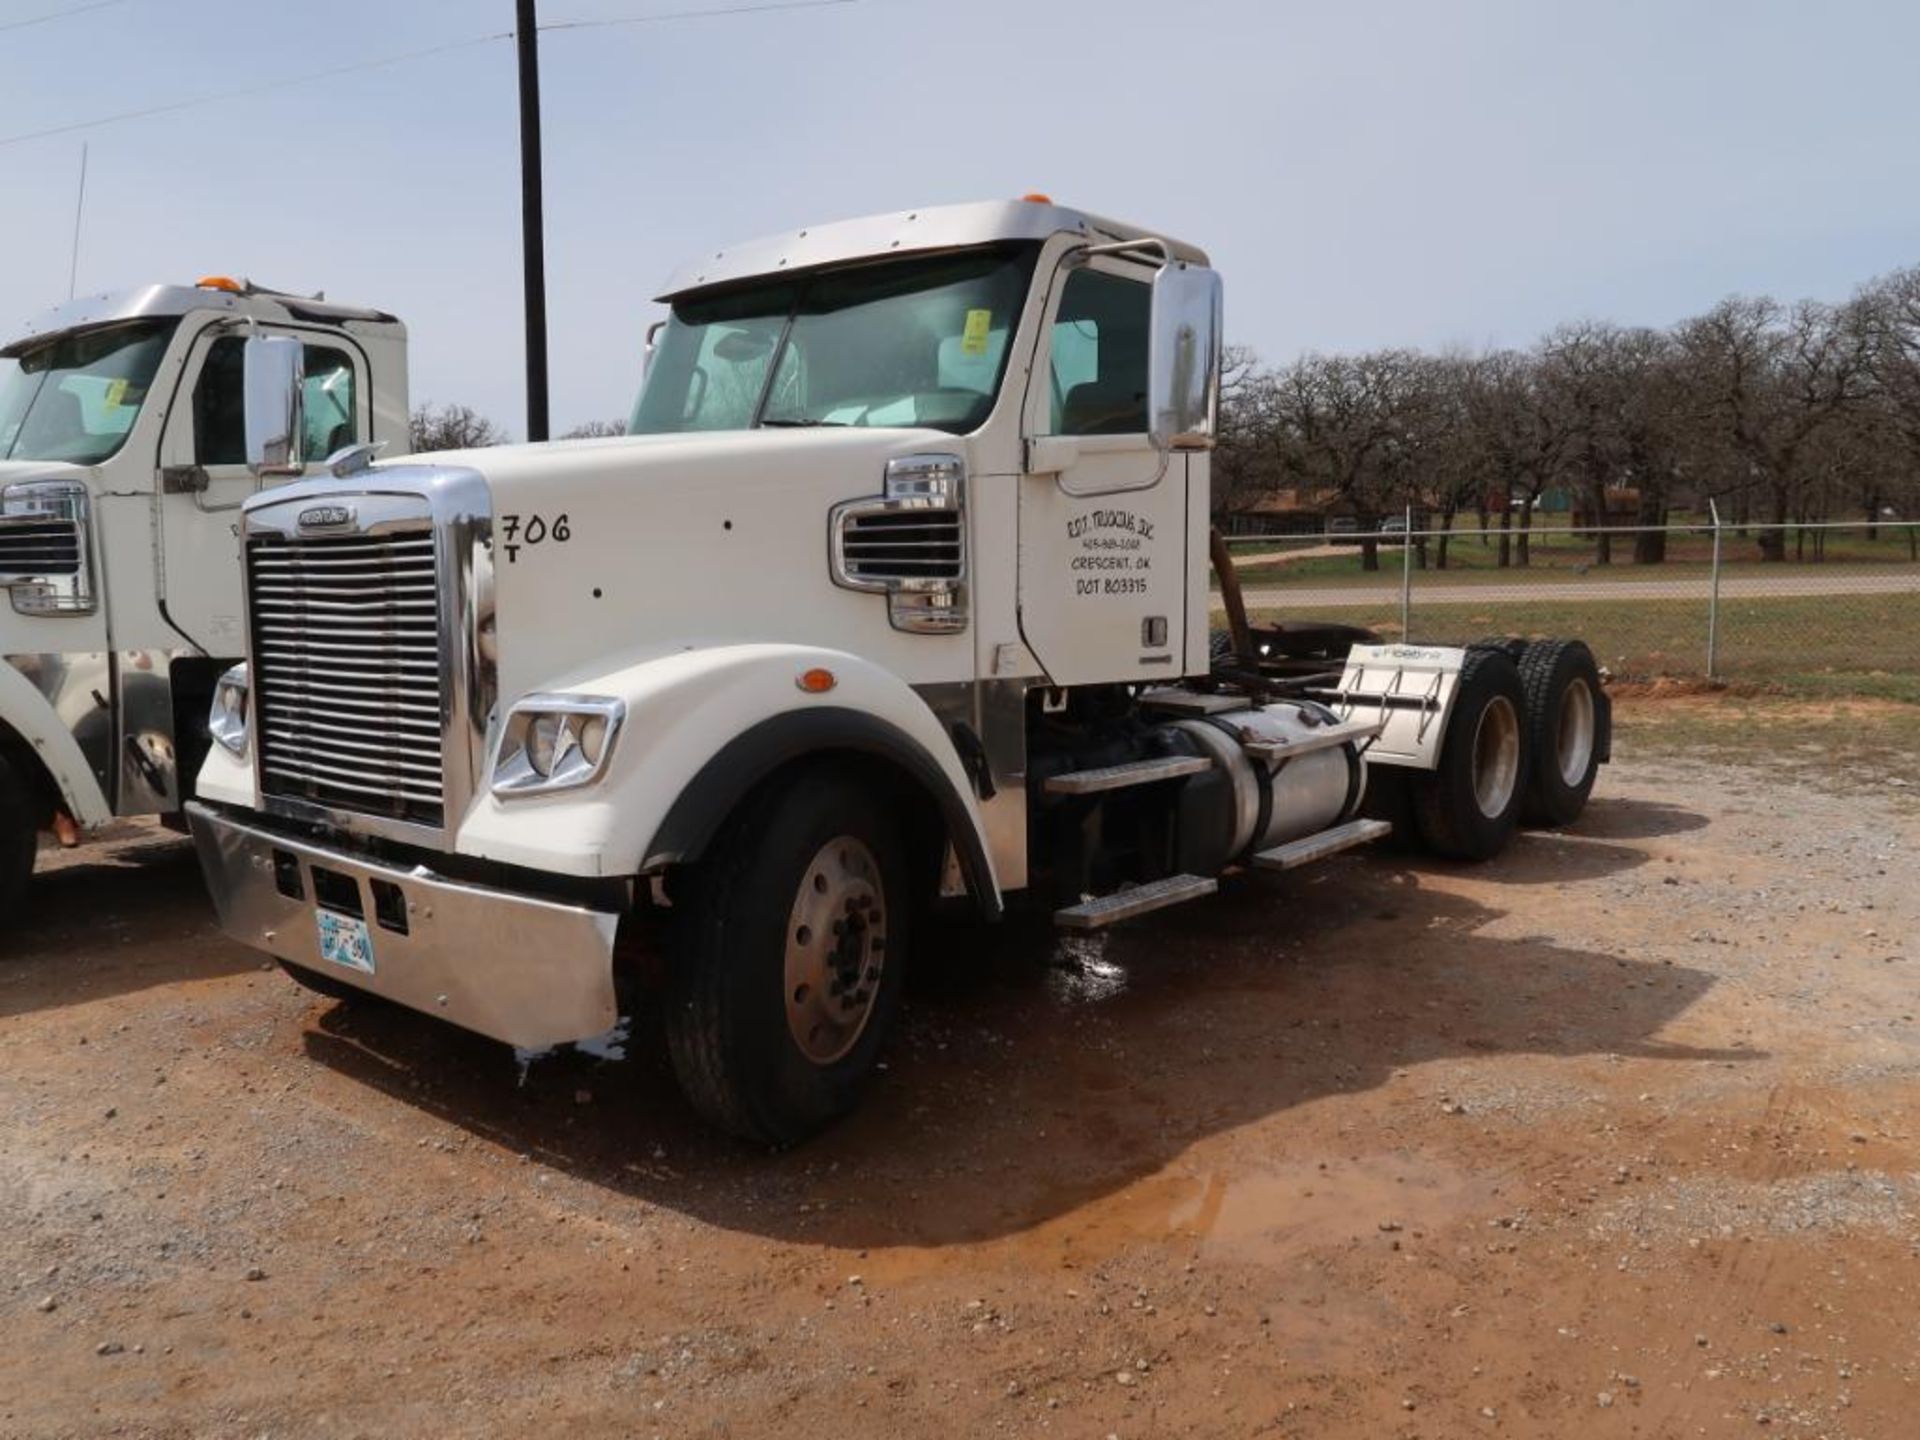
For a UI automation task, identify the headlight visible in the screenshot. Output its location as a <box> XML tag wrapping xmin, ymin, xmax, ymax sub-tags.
<box><xmin>492</xmin><ymin>694</ymin><xmax>623</xmax><ymax>797</ymax></box>
<box><xmin>209</xmin><ymin>663</ymin><xmax>250</xmax><ymax>756</ymax></box>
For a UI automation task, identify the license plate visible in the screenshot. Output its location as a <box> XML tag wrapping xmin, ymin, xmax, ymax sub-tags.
<box><xmin>316</xmin><ymin>910</ymin><xmax>375</xmax><ymax>974</ymax></box>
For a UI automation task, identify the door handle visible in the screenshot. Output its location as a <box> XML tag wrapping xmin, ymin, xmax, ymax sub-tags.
<box><xmin>160</xmin><ymin>465</ymin><xmax>209</xmax><ymax>494</ymax></box>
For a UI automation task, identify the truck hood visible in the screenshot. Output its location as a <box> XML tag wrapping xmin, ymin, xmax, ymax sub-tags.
<box><xmin>387</xmin><ymin>426</ymin><xmax>976</xmax><ymax>697</ymax></box>
<box><xmin>401</xmin><ymin>426</ymin><xmax>952</xmax><ymax>506</ymax></box>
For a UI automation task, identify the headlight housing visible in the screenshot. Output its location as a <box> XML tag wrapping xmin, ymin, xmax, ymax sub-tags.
<box><xmin>208</xmin><ymin>663</ymin><xmax>250</xmax><ymax>757</ymax></box>
<box><xmin>492</xmin><ymin>694</ymin><xmax>624</xmax><ymax>797</ymax></box>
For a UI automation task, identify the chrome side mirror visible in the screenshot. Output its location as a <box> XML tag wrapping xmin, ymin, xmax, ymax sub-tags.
<box><xmin>1148</xmin><ymin>262</ymin><xmax>1222</xmax><ymax>452</ymax></box>
<box><xmin>243</xmin><ymin>334</ymin><xmax>306</xmax><ymax>477</ymax></box>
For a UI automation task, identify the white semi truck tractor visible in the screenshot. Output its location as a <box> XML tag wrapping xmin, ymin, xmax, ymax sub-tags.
<box><xmin>0</xmin><ymin>279</ymin><xmax>408</xmax><ymax>918</ymax></box>
<box><xmin>186</xmin><ymin>200</ymin><xmax>1608</xmax><ymax>1143</ymax></box>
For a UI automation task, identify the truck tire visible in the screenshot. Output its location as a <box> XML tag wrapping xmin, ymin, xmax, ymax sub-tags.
<box><xmin>1409</xmin><ymin>647</ymin><xmax>1529</xmax><ymax>861</ymax></box>
<box><xmin>666</xmin><ymin>765</ymin><xmax>909</xmax><ymax>1145</ymax></box>
<box><xmin>1518</xmin><ymin>639</ymin><xmax>1604</xmax><ymax>828</ymax></box>
<box><xmin>0</xmin><ymin>755</ymin><xmax>36</xmax><ymax>922</ymax></box>
<box><xmin>1469</xmin><ymin>634</ymin><xmax>1527</xmax><ymax>660</ymax></box>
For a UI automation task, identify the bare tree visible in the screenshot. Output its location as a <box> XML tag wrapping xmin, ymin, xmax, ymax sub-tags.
<box><xmin>1210</xmin><ymin>258</ymin><xmax>1913</xmax><ymax>565</ymax></box>
<box><xmin>1462</xmin><ymin>351</ymin><xmax>1568</xmax><ymax>567</ymax></box>
<box><xmin>1854</xmin><ymin>267</ymin><xmax>1920</xmax><ymax>540</ymax></box>
<box><xmin>1538</xmin><ymin>323</ymin><xmax>1681</xmax><ymax>564</ymax></box>
<box><xmin>1677</xmin><ymin>297</ymin><xmax>1870</xmax><ymax>559</ymax></box>
<box><xmin>410</xmin><ymin>403</ymin><xmax>507</xmax><ymax>452</ymax></box>
<box><xmin>562</xmin><ymin>419</ymin><xmax>628</xmax><ymax>439</ymax></box>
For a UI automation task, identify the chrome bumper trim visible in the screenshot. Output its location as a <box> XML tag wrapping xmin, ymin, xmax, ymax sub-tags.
<box><xmin>186</xmin><ymin>802</ymin><xmax>619</xmax><ymax>1050</ymax></box>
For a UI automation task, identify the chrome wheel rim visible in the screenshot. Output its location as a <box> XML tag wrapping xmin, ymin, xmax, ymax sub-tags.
<box><xmin>1557</xmin><ymin>678</ymin><xmax>1596</xmax><ymax>788</ymax></box>
<box><xmin>784</xmin><ymin>836</ymin><xmax>887</xmax><ymax>1065</ymax></box>
<box><xmin>1472</xmin><ymin>695</ymin><xmax>1522</xmax><ymax>819</ymax></box>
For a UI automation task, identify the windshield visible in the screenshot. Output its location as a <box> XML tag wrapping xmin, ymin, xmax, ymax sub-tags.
<box><xmin>630</xmin><ymin>245</ymin><xmax>1039</xmax><ymax>436</ymax></box>
<box><xmin>0</xmin><ymin>319</ymin><xmax>176</xmax><ymax>466</ymax></box>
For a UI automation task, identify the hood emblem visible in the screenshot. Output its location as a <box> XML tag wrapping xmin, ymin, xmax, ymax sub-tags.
<box><xmin>298</xmin><ymin>504</ymin><xmax>355</xmax><ymax>530</ymax></box>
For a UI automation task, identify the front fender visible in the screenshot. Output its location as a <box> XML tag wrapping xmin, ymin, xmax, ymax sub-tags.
<box><xmin>0</xmin><ymin>660</ymin><xmax>112</xmax><ymax>826</ymax></box>
<box><xmin>456</xmin><ymin>644</ymin><xmax>1001</xmax><ymax>912</ymax></box>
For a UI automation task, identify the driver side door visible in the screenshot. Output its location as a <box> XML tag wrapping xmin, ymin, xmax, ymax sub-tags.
<box><xmin>1015</xmin><ymin>257</ymin><xmax>1189</xmax><ymax>687</ymax></box>
<box><xmin>155</xmin><ymin>326</ymin><xmax>367</xmax><ymax>655</ymax></box>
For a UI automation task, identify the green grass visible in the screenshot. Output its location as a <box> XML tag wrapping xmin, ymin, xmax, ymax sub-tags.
<box><xmin>1229</xmin><ymin>591</ymin><xmax>1920</xmax><ymax>702</ymax></box>
<box><xmin>1227</xmin><ymin>530</ymin><xmax>1920</xmax><ymax>589</ymax></box>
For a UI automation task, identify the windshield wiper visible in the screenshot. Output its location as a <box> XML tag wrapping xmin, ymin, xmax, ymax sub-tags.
<box><xmin>758</xmin><ymin>417</ymin><xmax>849</xmax><ymax>428</ymax></box>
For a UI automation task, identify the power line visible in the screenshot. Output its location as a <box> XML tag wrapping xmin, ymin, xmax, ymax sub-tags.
<box><xmin>0</xmin><ymin>0</ymin><xmax>857</xmax><ymax>149</ymax></box>
<box><xmin>0</xmin><ymin>0</ymin><xmax>130</xmax><ymax>34</ymax></box>
<box><xmin>0</xmin><ymin>34</ymin><xmax>502</xmax><ymax>149</ymax></box>
<box><xmin>539</xmin><ymin>0</ymin><xmax>854</xmax><ymax>33</ymax></box>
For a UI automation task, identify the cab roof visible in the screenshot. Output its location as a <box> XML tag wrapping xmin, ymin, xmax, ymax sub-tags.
<box><xmin>2</xmin><ymin>282</ymin><xmax>403</xmax><ymax>358</ymax></box>
<box><xmin>655</xmin><ymin>198</ymin><xmax>1209</xmax><ymax>303</ymax></box>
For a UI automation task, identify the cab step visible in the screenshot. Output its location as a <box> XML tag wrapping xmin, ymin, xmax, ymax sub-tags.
<box><xmin>1250</xmin><ymin>818</ymin><xmax>1393</xmax><ymax>872</ymax></box>
<box><xmin>1054</xmin><ymin>874</ymin><xmax>1218</xmax><ymax>930</ymax></box>
<box><xmin>1043</xmin><ymin>755</ymin><xmax>1211</xmax><ymax>796</ymax></box>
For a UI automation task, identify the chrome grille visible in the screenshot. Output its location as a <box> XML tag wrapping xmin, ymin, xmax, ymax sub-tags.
<box><xmin>247</xmin><ymin>528</ymin><xmax>445</xmax><ymax>827</ymax></box>
<box><xmin>839</xmin><ymin>508</ymin><xmax>963</xmax><ymax>582</ymax></box>
<box><xmin>0</xmin><ymin>517</ymin><xmax>82</xmax><ymax>578</ymax></box>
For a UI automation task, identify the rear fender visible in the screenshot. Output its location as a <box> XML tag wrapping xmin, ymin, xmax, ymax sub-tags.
<box><xmin>1323</xmin><ymin>643</ymin><xmax>1468</xmax><ymax>772</ymax></box>
<box><xmin>456</xmin><ymin>644</ymin><xmax>1002</xmax><ymax>916</ymax></box>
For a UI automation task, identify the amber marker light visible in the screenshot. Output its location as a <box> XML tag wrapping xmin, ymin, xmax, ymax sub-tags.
<box><xmin>196</xmin><ymin>275</ymin><xmax>245</xmax><ymax>292</ymax></box>
<box><xmin>1020</xmin><ymin>192</ymin><xmax>1053</xmax><ymax>204</ymax></box>
<box><xmin>796</xmin><ymin>668</ymin><xmax>837</xmax><ymax>694</ymax></box>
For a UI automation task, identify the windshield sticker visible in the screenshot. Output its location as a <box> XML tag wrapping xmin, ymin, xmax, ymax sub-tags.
<box><xmin>104</xmin><ymin>378</ymin><xmax>129</xmax><ymax>409</ymax></box>
<box><xmin>961</xmin><ymin>308</ymin><xmax>993</xmax><ymax>356</ymax></box>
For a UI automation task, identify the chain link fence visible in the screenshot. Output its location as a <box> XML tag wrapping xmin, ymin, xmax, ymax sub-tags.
<box><xmin>1219</xmin><ymin>517</ymin><xmax>1920</xmax><ymax>699</ymax></box>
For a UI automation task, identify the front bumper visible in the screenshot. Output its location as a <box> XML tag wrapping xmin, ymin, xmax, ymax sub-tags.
<box><xmin>186</xmin><ymin>802</ymin><xmax>620</xmax><ymax>1050</ymax></box>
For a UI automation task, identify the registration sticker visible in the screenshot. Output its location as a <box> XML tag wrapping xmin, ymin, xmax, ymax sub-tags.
<box><xmin>961</xmin><ymin>307</ymin><xmax>993</xmax><ymax>356</ymax></box>
<box><xmin>316</xmin><ymin>911</ymin><xmax>375</xmax><ymax>974</ymax></box>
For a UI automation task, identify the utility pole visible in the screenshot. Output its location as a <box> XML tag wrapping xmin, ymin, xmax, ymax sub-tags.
<box><xmin>515</xmin><ymin>0</ymin><xmax>550</xmax><ymax>441</ymax></box>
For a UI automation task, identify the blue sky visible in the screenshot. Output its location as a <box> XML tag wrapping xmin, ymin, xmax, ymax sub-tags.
<box><xmin>3</xmin><ymin>0</ymin><xmax>1917</xmax><ymax>436</ymax></box>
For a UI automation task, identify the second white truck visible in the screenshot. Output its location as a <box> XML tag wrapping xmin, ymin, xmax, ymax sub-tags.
<box><xmin>0</xmin><ymin>279</ymin><xmax>407</xmax><ymax>919</ymax></box>
<box><xmin>186</xmin><ymin>199</ymin><xmax>1608</xmax><ymax>1142</ymax></box>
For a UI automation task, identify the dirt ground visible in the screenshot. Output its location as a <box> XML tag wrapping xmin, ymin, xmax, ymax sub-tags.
<box><xmin>4</xmin><ymin>698</ymin><xmax>1919</xmax><ymax>1439</ymax></box>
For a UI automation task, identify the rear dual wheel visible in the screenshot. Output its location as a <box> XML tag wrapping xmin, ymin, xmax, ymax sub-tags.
<box><xmin>1410</xmin><ymin>647</ymin><xmax>1529</xmax><ymax>861</ymax></box>
<box><xmin>665</xmin><ymin>766</ymin><xmax>908</xmax><ymax>1145</ymax></box>
<box><xmin>1518</xmin><ymin>639</ymin><xmax>1604</xmax><ymax>828</ymax></box>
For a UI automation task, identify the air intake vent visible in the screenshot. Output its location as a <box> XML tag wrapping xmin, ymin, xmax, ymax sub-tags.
<box><xmin>0</xmin><ymin>518</ymin><xmax>82</xmax><ymax>578</ymax></box>
<box><xmin>0</xmin><ymin>480</ymin><xmax>94</xmax><ymax>613</ymax></box>
<box><xmin>839</xmin><ymin>508</ymin><xmax>963</xmax><ymax>582</ymax></box>
<box><xmin>829</xmin><ymin>453</ymin><xmax>968</xmax><ymax>635</ymax></box>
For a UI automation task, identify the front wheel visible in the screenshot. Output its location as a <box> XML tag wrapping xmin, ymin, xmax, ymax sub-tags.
<box><xmin>0</xmin><ymin>755</ymin><xmax>39</xmax><ymax>925</ymax></box>
<box><xmin>1410</xmin><ymin>648</ymin><xmax>1530</xmax><ymax>861</ymax></box>
<box><xmin>665</xmin><ymin>766</ymin><xmax>909</xmax><ymax>1145</ymax></box>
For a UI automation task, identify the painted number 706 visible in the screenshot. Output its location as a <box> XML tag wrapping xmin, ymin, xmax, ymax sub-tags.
<box><xmin>499</xmin><ymin>512</ymin><xmax>570</xmax><ymax>564</ymax></box>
